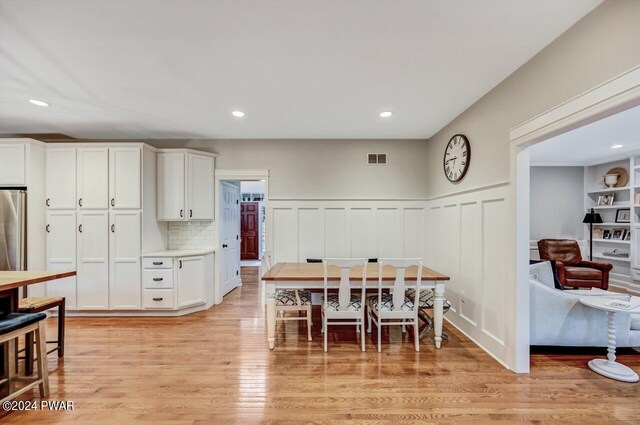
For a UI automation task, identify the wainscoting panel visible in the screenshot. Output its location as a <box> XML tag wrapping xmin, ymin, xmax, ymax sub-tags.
<box><xmin>426</xmin><ymin>184</ymin><xmax>510</xmax><ymax>365</ymax></box>
<box><xmin>268</xmin><ymin>201</ymin><xmax>428</xmax><ymax>263</ymax></box>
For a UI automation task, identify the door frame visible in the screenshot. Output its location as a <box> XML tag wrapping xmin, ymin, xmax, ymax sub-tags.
<box><xmin>508</xmin><ymin>65</ymin><xmax>640</xmax><ymax>373</ymax></box>
<box><xmin>214</xmin><ymin>169</ymin><xmax>270</xmax><ymax>304</ymax></box>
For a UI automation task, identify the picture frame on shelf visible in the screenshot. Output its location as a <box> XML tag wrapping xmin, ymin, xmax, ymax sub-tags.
<box><xmin>593</xmin><ymin>228</ymin><xmax>604</xmax><ymax>239</ymax></box>
<box><xmin>597</xmin><ymin>193</ymin><xmax>615</xmax><ymax>206</ymax></box>
<box><xmin>612</xmin><ymin>229</ymin><xmax>625</xmax><ymax>240</ymax></box>
<box><xmin>635</xmin><ymin>192</ymin><xmax>640</xmax><ymax>205</ymax></box>
<box><xmin>625</xmin><ymin>230</ymin><xmax>631</xmax><ymax>241</ymax></box>
<box><xmin>603</xmin><ymin>229</ymin><xmax>611</xmax><ymax>239</ymax></box>
<box><xmin>615</xmin><ymin>208</ymin><xmax>631</xmax><ymax>223</ymax></box>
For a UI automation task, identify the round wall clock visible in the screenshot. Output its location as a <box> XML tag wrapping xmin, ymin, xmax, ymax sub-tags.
<box><xmin>443</xmin><ymin>134</ymin><xmax>470</xmax><ymax>182</ymax></box>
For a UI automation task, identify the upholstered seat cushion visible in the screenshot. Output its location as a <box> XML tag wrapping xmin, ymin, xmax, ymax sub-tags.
<box><xmin>368</xmin><ymin>293</ymin><xmax>414</xmax><ymax>312</ymax></box>
<box><xmin>565</xmin><ymin>267</ymin><xmax>602</xmax><ymax>280</ymax></box>
<box><xmin>323</xmin><ymin>294</ymin><xmax>362</xmax><ymax>311</ymax></box>
<box><xmin>275</xmin><ymin>290</ymin><xmax>311</xmax><ymax>306</ymax></box>
<box><xmin>19</xmin><ymin>296</ymin><xmax>64</xmax><ymax>311</ymax></box>
<box><xmin>631</xmin><ymin>314</ymin><xmax>640</xmax><ymax>331</ymax></box>
<box><xmin>0</xmin><ymin>312</ymin><xmax>47</xmax><ymax>335</ymax></box>
<box><xmin>405</xmin><ymin>288</ymin><xmax>452</xmax><ymax>309</ymax></box>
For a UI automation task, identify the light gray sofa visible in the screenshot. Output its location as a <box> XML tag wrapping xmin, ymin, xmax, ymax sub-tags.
<box><xmin>529</xmin><ymin>261</ymin><xmax>640</xmax><ymax>347</ymax></box>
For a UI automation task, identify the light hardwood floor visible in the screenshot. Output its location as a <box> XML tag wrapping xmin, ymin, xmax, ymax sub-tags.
<box><xmin>1</xmin><ymin>266</ymin><xmax>639</xmax><ymax>424</ymax></box>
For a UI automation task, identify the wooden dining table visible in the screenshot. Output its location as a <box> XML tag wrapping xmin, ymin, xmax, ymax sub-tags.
<box><xmin>262</xmin><ymin>262</ymin><xmax>450</xmax><ymax>350</ymax></box>
<box><xmin>0</xmin><ymin>271</ymin><xmax>76</xmax><ymax>317</ymax></box>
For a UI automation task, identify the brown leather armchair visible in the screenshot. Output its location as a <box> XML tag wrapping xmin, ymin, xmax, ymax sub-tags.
<box><xmin>537</xmin><ymin>239</ymin><xmax>613</xmax><ymax>290</ymax></box>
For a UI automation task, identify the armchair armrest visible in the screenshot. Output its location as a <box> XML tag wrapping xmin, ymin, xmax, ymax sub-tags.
<box><xmin>554</xmin><ymin>261</ymin><xmax>566</xmax><ymax>286</ymax></box>
<box><xmin>579</xmin><ymin>260</ymin><xmax>613</xmax><ymax>272</ymax></box>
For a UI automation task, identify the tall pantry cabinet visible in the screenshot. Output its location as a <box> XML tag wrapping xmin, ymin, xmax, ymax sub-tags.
<box><xmin>45</xmin><ymin>144</ymin><xmax>164</xmax><ymax>310</ymax></box>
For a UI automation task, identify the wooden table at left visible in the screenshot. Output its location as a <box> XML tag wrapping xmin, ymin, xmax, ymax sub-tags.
<box><xmin>0</xmin><ymin>271</ymin><xmax>76</xmax><ymax>316</ymax></box>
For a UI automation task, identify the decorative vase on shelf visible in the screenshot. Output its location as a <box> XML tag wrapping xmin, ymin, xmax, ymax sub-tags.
<box><xmin>604</xmin><ymin>173</ymin><xmax>619</xmax><ymax>188</ymax></box>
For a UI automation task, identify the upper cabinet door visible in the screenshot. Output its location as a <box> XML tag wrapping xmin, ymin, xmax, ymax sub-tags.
<box><xmin>157</xmin><ymin>152</ymin><xmax>186</xmax><ymax>221</ymax></box>
<box><xmin>77</xmin><ymin>148</ymin><xmax>109</xmax><ymax>209</ymax></box>
<box><xmin>46</xmin><ymin>147</ymin><xmax>77</xmax><ymax>209</ymax></box>
<box><xmin>187</xmin><ymin>154</ymin><xmax>214</xmax><ymax>220</ymax></box>
<box><xmin>0</xmin><ymin>144</ymin><xmax>26</xmax><ymax>186</ymax></box>
<box><xmin>109</xmin><ymin>147</ymin><xmax>141</xmax><ymax>209</ymax></box>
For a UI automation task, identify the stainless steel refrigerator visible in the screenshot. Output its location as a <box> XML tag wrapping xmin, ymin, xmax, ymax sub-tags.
<box><xmin>0</xmin><ymin>188</ymin><xmax>27</xmax><ymax>272</ymax></box>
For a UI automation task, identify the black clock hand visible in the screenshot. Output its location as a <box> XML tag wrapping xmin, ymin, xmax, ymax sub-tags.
<box><xmin>445</xmin><ymin>157</ymin><xmax>457</xmax><ymax>164</ymax></box>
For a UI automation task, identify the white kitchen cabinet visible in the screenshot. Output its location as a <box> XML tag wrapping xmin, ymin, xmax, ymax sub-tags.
<box><xmin>177</xmin><ymin>255</ymin><xmax>205</xmax><ymax>308</ymax></box>
<box><xmin>109</xmin><ymin>211</ymin><xmax>141</xmax><ymax>309</ymax></box>
<box><xmin>157</xmin><ymin>150</ymin><xmax>215</xmax><ymax>221</ymax></box>
<box><xmin>109</xmin><ymin>147</ymin><xmax>141</xmax><ymax>209</ymax></box>
<box><xmin>77</xmin><ymin>211</ymin><xmax>109</xmax><ymax>310</ymax></box>
<box><xmin>157</xmin><ymin>152</ymin><xmax>186</xmax><ymax>220</ymax></box>
<box><xmin>46</xmin><ymin>147</ymin><xmax>77</xmax><ymax>209</ymax></box>
<box><xmin>188</xmin><ymin>154</ymin><xmax>214</xmax><ymax>220</ymax></box>
<box><xmin>45</xmin><ymin>211</ymin><xmax>77</xmax><ymax>309</ymax></box>
<box><xmin>0</xmin><ymin>143</ymin><xmax>25</xmax><ymax>185</ymax></box>
<box><xmin>77</xmin><ymin>147</ymin><xmax>109</xmax><ymax>209</ymax></box>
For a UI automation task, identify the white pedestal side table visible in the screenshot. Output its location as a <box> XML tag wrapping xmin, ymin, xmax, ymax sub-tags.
<box><xmin>579</xmin><ymin>296</ymin><xmax>639</xmax><ymax>383</ymax></box>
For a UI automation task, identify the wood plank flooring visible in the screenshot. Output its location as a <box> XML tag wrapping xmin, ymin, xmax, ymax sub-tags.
<box><xmin>1</xmin><ymin>266</ymin><xmax>639</xmax><ymax>424</ymax></box>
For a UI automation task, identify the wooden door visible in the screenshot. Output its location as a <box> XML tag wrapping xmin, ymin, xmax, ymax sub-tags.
<box><xmin>241</xmin><ymin>202</ymin><xmax>259</xmax><ymax>260</ymax></box>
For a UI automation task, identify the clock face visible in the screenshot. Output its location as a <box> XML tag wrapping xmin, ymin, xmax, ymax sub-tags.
<box><xmin>443</xmin><ymin>134</ymin><xmax>470</xmax><ymax>182</ymax></box>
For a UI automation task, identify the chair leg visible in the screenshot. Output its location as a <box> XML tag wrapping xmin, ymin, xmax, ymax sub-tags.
<box><xmin>306</xmin><ymin>307</ymin><xmax>312</xmax><ymax>341</ymax></box>
<box><xmin>414</xmin><ymin>321</ymin><xmax>420</xmax><ymax>352</ymax></box>
<box><xmin>360</xmin><ymin>319</ymin><xmax>365</xmax><ymax>352</ymax></box>
<box><xmin>58</xmin><ymin>299</ymin><xmax>65</xmax><ymax>358</ymax></box>
<box><xmin>367</xmin><ymin>309</ymin><xmax>372</xmax><ymax>333</ymax></box>
<box><xmin>25</xmin><ymin>331</ymin><xmax>34</xmax><ymax>376</ymax></box>
<box><xmin>401</xmin><ymin>320</ymin><xmax>406</xmax><ymax>334</ymax></box>
<box><xmin>7</xmin><ymin>339</ymin><xmax>16</xmax><ymax>393</ymax></box>
<box><xmin>36</xmin><ymin>321</ymin><xmax>49</xmax><ymax>398</ymax></box>
<box><xmin>323</xmin><ymin>318</ymin><xmax>328</xmax><ymax>352</ymax></box>
<box><xmin>377</xmin><ymin>319</ymin><xmax>382</xmax><ymax>353</ymax></box>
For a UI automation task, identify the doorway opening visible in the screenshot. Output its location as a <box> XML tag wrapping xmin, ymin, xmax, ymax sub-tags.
<box><xmin>215</xmin><ymin>170</ymin><xmax>269</xmax><ymax>304</ymax></box>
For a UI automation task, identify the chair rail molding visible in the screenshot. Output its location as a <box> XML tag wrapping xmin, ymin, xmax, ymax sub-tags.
<box><xmin>510</xmin><ymin>64</ymin><xmax>640</xmax><ymax>374</ymax></box>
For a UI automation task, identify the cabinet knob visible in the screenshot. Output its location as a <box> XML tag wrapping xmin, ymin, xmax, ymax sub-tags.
<box><xmin>222</xmin><ymin>244</ymin><xmax>228</xmax><ymax>248</ymax></box>
<box><xmin>152</xmin><ymin>261</ymin><xmax>163</xmax><ymax>265</ymax></box>
<box><xmin>180</xmin><ymin>209</ymin><xmax>184</xmax><ymax>218</ymax></box>
<box><xmin>189</xmin><ymin>209</ymin><xmax>193</xmax><ymax>218</ymax></box>
<box><xmin>78</xmin><ymin>224</ymin><xmax>83</xmax><ymax>233</ymax></box>
<box><xmin>46</xmin><ymin>224</ymin><xmax>50</xmax><ymax>233</ymax></box>
<box><xmin>152</xmin><ymin>297</ymin><xmax>163</xmax><ymax>301</ymax></box>
<box><xmin>111</xmin><ymin>198</ymin><xmax>115</xmax><ymax>207</ymax></box>
<box><xmin>179</xmin><ymin>260</ymin><xmax>183</xmax><ymax>269</ymax></box>
<box><xmin>111</xmin><ymin>224</ymin><xmax>115</xmax><ymax>233</ymax></box>
<box><xmin>45</xmin><ymin>198</ymin><xmax>50</xmax><ymax>207</ymax></box>
<box><xmin>78</xmin><ymin>198</ymin><xmax>83</xmax><ymax>207</ymax></box>
<box><xmin>153</xmin><ymin>277</ymin><xmax>164</xmax><ymax>282</ymax></box>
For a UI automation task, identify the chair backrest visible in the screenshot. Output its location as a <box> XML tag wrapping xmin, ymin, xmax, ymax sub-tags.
<box><xmin>323</xmin><ymin>258</ymin><xmax>367</xmax><ymax>311</ymax></box>
<box><xmin>262</xmin><ymin>251</ymin><xmax>273</xmax><ymax>271</ymax></box>
<box><xmin>538</xmin><ymin>239</ymin><xmax>582</xmax><ymax>266</ymax></box>
<box><xmin>378</xmin><ymin>258</ymin><xmax>423</xmax><ymax>312</ymax></box>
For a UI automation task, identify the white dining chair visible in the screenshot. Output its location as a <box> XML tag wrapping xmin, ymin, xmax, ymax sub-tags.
<box><xmin>367</xmin><ymin>259</ymin><xmax>423</xmax><ymax>352</ymax></box>
<box><xmin>321</xmin><ymin>258</ymin><xmax>368</xmax><ymax>352</ymax></box>
<box><xmin>264</xmin><ymin>251</ymin><xmax>313</xmax><ymax>341</ymax></box>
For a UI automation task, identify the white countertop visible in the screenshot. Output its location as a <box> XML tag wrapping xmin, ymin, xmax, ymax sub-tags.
<box><xmin>142</xmin><ymin>249</ymin><xmax>216</xmax><ymax>258</ymax></box>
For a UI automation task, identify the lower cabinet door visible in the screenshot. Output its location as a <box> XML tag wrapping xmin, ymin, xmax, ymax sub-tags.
<box><xmin>46</xmin><ymin>211</ymin><xmax>77</xmax><ymax>309</ymax></box>
<box><xmin>177</xmin><ymin>256</ymin><xmax>205</xmax><ymax>308</ymax></box>
<box><xmin>109</xmin><ymin>211</ymin><xmax>141</xmax><ymax>309</ymax></box>
<box><xmin>77</xmin><ymin>211</ymin><xmax>109</xmax><ymax>310</ymax></box>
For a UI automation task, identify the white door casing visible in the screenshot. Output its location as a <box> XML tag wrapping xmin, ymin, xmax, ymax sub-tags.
<box><xmin>46</xmin><ymin>147</ymin><xmax>76</xmax><ymax>209</ymax></box>
<box><xmin>221</xmin><ymin>181</ymin><xmax>241</xmax><ymax>296</ymax></box>
<box><xmin>77</xmin><ymin>210</ymin><xmax>109</xmax><ymax>310</ymax></box>
<box><xmin>46</xmin><ymin>210</ymin><xmax>77</xmax><ymax>309</ymax></box>
<box><xmin>77</xmin><ymin>147</ymin><xmax>109</xmax><ymax>210</ymax></box>
<box><xmin>109</xmin><ymin>210</ymin><xmax>141</xmax><ymax>309</ymax></box>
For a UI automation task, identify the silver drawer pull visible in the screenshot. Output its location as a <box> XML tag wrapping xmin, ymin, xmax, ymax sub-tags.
<box><xmin>153</xmin><ymin>277</ymin><xmax>163</xmax><ymax>281</ymax></box>
<box><xmin>152</xmin><ymin>297</ymin><xmax>163</xmax><ymax>301</ymax></box>
<box><xmin>152</xmin><ymin>261</ymin><xmax>163</xmax><ymax>265</ymax></box>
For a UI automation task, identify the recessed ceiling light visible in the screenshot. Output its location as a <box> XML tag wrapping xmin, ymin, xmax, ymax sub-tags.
<box><xmin>379</xmin><ymin>111</ymin><xmax>393</xmax><ymax>118</ymax></box>
<box><xmin>611</xmin><ymin>144</ymin><xmax>624</xmax><ymax>149</ymax></box>
<box><xmin>29</xmin><ymin>99</ymin><xmax>49</xmax><ymax>107</ymax></box>
<box><xmin>232</xmin><ymin>110</ymin><xmax>245</xmax><ymax>118</ymax></box>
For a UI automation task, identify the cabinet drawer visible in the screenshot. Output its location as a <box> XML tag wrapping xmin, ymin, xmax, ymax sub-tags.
<box><xmin>143</xmin><ymin>257</ymin><xmax>174</xmax><ymax>269</ymax></box>
<box><xmin>143</xmin><ymin>269</ymin><xmax>174</xmax><ymax>289</ymax></box>
<box><xmin>632</xmin><ymin>269</ymin><xmax>640</xmax><ymax>281</ymax></box>
<box><xmin>142</xmin><ymin>289</ymin><xmax>175</xmax><ymax>309</ymax></box>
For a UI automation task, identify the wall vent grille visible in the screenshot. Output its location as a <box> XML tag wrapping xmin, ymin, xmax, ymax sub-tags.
<box><xmin>367</xmin><ymin>153</ymin><xmax>387</xmax><ymax>165</ymax></box>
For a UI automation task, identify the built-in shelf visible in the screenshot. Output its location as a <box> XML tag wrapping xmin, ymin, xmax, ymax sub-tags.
<box><xmin>591</xmin><ymin>239</ymin><xmax>631</xmax><ymax>244</ymax></box>
<box><xmin>587</xmin><ymin>186</ymin><xmax>629</xmax><ymax>194</ymax></box>
<box><xmin>592</xmin><ymin>222</ymin><xmax>630</xmax><ymax>227</ymax></box>
<box><xmin>592</xmin><ymin>203</ymin><xmax>630</xmax><ymax>210</ymax></box>
<box><xmin>593</xmin><ymin>255</ymin><xmax>631</xmax><ymax>263</ymax></box>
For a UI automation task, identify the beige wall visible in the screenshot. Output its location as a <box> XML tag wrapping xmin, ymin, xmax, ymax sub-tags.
<box><xmin>425</xmin><ymin>0</ymin><xmax>640</xmax><ymax>198</ymax></box>
<box><xmin>148</xmin><ymin>139</ymin><xmax>429</xmax><ymax>200</ymax></box>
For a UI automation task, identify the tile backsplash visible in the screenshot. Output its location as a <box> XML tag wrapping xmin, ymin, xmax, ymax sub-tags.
<box><xmin>168</xmin><ymin>221</ymin><xmax>216</xmax><ymax>250</ymax></box>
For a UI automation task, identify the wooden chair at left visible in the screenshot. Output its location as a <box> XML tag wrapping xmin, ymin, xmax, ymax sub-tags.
<box><xmin>0</xmin><ymin>312</ymin><xmax>49</xmax><ymax>403</ymax></box>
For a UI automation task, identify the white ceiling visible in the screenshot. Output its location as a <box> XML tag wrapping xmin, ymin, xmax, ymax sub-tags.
<box><xmin>529</xmin><ymin>105</ymin><xmax>640</xmax><ymax>166</ymax></box>
<box><xmin>0</xmin><ymin>0</ymin><xmax>601</xmax><ymax>139</ymax></box>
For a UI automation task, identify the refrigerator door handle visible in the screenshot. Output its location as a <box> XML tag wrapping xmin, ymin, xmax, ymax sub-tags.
<box><xmin>16</xmin><ymin>190</ymin><xmax>27</xmax><ymax>271</ymax></box>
